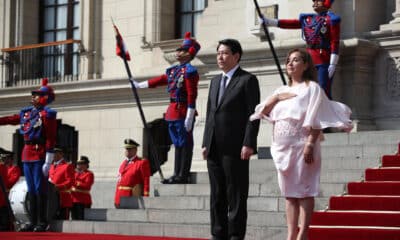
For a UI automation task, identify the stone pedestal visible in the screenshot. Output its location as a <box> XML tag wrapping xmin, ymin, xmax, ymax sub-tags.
<box><xmin>339</xmin><ymin>38</ymin><xmax>380</xmax><ymax>131</ymax></box>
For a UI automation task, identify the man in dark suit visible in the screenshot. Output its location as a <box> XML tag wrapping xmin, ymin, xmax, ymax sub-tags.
<box><xmin>202</xmin><ymin>39</ymin><xmax>260</xmax><ymax>240</ymax></box>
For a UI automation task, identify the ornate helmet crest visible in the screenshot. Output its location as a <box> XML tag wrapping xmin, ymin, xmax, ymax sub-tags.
<box><xmin>31</xmin><ymin>78</ymin><xmax>55</xmax><ymax>105</ymax></box>
<box><xmin>176</xmin><ymin>32</ymin><xmax>201</xmax><ymax>57</ymax></box>
<box><xmin>313</xmin><ymin>0</ymin><xmax>334</xmax><ymax>9</ymax></box>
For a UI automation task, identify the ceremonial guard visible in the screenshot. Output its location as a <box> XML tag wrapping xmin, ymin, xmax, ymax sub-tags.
<box><xmin>0</xmin><ymin>78</ymin><xmax>57</xmax><ymax>232</ymax></box>
<box><xmin>71</xmin><ymin>155</ymin><xmax>94</xmax><ymax>220</ymax></box>
<box><xmin>262</xmin><ymin>0</ymin><xmax>340</xmax><ymax>99</ymax></box>
<box><xmin>1</xmin><ymin>151</ymin><xmax>21</xmax><ymax>195</ymax></box>
<box><xmin>48</xmin><ymin>147</ymin><xmax>74</xmax><ymax>220</ymax></box>
<box><xmin>114</xmin><ymin>139</ymin><xmax>151</xmax><ymax>208</ymax></box>
<box><xmin>134</xmin><ymin>32</ymin><xmax>201</xmax><ymax>184</ymax></box>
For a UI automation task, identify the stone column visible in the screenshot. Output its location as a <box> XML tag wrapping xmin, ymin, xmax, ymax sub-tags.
<box><xmin>391</xmin><ymin>0</ymin><xmax>400</xmax><ymax>24</ymax></box>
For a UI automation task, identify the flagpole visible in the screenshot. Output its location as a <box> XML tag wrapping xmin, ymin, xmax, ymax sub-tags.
<box><xmin>113</xmin><ymin>23</ymin><xmax>165</xmax><ymax>182</ymax></box>
<box><xmin>253</xmin><ymin>0</ymin><xmax>287</xmax><ymax>85</ymax></box>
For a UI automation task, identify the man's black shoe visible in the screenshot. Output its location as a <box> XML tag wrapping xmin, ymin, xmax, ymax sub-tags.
<box><xmin>173</xmin><ymin>177</ymin><xmax>189</xmax><ymax>184</ymax></box>
<box><xmin>33</xmin><ymin>224</ymin><xmax>48</xmax><ymax>232</ymax></box>
<box><xmin>161</xmin><ymin>176</ymin><xmax>176</xmax><ymax>184</ymax></box>
<box><xmin>19</xmin><ymin>224</ymin><xmax>34</xmax><ymax>232</ymax></box>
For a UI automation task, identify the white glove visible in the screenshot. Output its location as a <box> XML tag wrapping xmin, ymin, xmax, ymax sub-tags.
<box><xmin>134</xmin><ymin>80</ymin><xmax>149</xmax><ymax>89</ymax></box>
<box><xmin>184</xmin><ymin>107</ymin><xmax>196</xmax><ymax>132</ymax></box>
<box><xmin>259</xmin><ymin>15</ymin><xmax>278</xmax><ymax>27</ymax></box>
<box><xmin>328</xmin><ymin>53</ymin><xmax>339</xmax><ymax>78</ymax></box>
<box><xmin>42</xmin><ymin>152</ymin><xmax>54</xmax><ymax>177</ymax></box>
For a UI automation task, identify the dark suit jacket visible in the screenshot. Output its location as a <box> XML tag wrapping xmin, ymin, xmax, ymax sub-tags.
<box><xmin>202</xmin><ymin>67</ymin><xmax>260</xmax><ymax>157</ymax></box>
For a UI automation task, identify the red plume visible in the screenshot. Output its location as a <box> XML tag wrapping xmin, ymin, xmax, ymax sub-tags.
<box><xmin>189</xmin><ymin>47</ymin><xmax>196</xmax><ymax>56</ymax></box>
<box><xmin>42</xmin><ymin>78</ymin><xmax>48</xmax><ymax>86</ymax></box>
<box><xmin>184</xmin><ymin>32</ymin><xmax>191</xmax><ymax>39</ymax></box>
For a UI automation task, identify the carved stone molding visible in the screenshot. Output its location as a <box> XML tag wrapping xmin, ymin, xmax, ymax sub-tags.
<box><xmin>387</xmin><ymin>56</ymin><xmax>400</xmax><ymax>98</ymax></box>
<box><xmin>153</xmin><ymin>39</ymin><xmax>182</xmax><ymax>65</ymax></box>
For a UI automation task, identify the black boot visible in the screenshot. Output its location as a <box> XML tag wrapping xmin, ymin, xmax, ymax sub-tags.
<box><xmin>162</xmin><ymin>147</ymin><xmax>183</xmax><ymax>184</ymax></box>
<box><xmin>33</xmin><ymin>194</ymin><xmax>48</xmax><ymax>232</ymax></box>
<box><xmin>177</xmin><ymin>146</ymin><xmax>193</xmax><ymax>184</ymax></box>
<box><xmin>19</xmin><ymin>193</ymin><xmax>36</xmax><ymax>232</ymax></box>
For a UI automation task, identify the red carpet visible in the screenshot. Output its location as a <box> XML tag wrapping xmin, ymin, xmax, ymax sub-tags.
<box><xmin>309</xmin><ymin>143</ymin><xmax>400</xmax><ymax>240</ymax></box>
<box><xmin>381</xmin><ymin>155</ymin><xmax>400</xmax><ymax>167</ymax></box>
<box><xmin>312</xmin><ymin>210</ymin><xmax>400</xmax><ymax>227</ymax></box>
<box><xmin>347</xmin><ymin>181</ymin><xmax>400</xmax><ymax>195</ymax></box>
<box><xmin>309</xmin><ymin>226</ymin><xmax>400</xmax><ymax>240</ymax></box>
<box><xmin>365</xmin><ymin>167</ymin><xmax>400</xmax><ymax>181</ymax></box>
<box><xmin>329</xmin><ymin>195</ymin><xmax>400</xmax><ymax>211</ymax></box>
<box><xmin>0</xmin><ymin>232</ymin><xmax>206</xmax><ymax>240</ymax></box>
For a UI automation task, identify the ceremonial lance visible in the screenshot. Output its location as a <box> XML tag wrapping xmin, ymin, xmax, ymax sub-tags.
<box><xmin>112</xmin><ymin>19</ymin><xmax>165</xmax><ymax>181</ymax></box>
<box><xmin>253</xmin><ymin>0</ymin><xmax>287</xmax><ymax>85</ymax></box>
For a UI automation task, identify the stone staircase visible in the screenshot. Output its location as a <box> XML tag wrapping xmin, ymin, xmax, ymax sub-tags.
<box><xmin>50</xmin><ymin>130</ymin><xmax>400</xmax><ymax>240</ymax></box>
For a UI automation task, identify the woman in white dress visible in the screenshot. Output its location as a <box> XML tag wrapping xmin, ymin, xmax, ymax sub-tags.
<box><xmin>250</xmin><ymin>48</ymin><xmax>353</xmax><ymax>240</ymax></box>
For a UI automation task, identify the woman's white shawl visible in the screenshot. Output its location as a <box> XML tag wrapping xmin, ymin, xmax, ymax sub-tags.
<box><xmin>250</xmin><ymin>81</ymin><xmax>353</xmax><ymax>132</ymax></box>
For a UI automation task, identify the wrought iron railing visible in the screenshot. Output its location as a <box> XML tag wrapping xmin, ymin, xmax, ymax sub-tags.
<box><xmin>0</xmin><ymin>39</ymin><xmax>81</xmax><ymax>88</ymax></box>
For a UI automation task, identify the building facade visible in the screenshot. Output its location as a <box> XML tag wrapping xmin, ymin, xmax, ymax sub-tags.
<box><xmin>0</xmin><ymin>0</ymin><xmax>399</xmax><ymax>179</ymax></box>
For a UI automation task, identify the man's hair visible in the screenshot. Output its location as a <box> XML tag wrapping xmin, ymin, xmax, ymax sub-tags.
<box><xmin>217</xmin><ymin>39</ymin><xmax>243</xmax><ymax>62</ymax></box>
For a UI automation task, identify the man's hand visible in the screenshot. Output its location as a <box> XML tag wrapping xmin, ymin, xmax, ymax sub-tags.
<box><xmin>241</xmin><ymin>146</ymin><xmax>254</xmax><ymax>160</ymax></box>
<box><xmin>201</xmin><ymin>147</ymin><xmax>208</xmax><ymax>160</ymax></box>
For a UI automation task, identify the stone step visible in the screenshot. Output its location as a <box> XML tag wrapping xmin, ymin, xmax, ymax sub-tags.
<box><xmin>320</xmin><ymin>130</ymin><xmax>400</xmax><ymax>147</ymax></box>
<box><xmin>59</xmin><ymin>130</ymin><xmax>400</xmax><ymax>240</ymax></box>
<box><xmin>50</xmin><ymin>221</ymin><xmax>287</xmax><ymax>240</ymax></box>
<box><xmin>155</xmin><ymin>156</ymin><xmax>380</xmax><ymax>185</ymax></box>
<box><xmin>154</xmin><ymin>169</ymin><xmax>365</xmax><ymax>185</ymax></box>
<box><xmin>98</xmin><ymin>194</ymin><xmax>332</xmax><ymax>213</ymax></box>
<box><xmin>82</xmin><ymin>209</ymin><xmax>287</xmax><ymax>227</ymax></box>
<box><xmin>91</xmin><ymin>178</ymin><xmax>334</xmax><ymax>209</ymax></box>
<box><xmin>150</xmin><ymin>182</ymin><xmax>344</xmax><ymax>198</ymax></box>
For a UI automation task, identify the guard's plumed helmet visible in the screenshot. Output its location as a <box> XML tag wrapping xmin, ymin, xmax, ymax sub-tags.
<box><xmin>176</xmin><ymin>32</ymin><xmax>201</xmax><ymax>57</ymax></box>
<box><xmin>31</xmin><ymin>78</ymin><xmax>55</xmax><ymax>105</ymax></box>
<box><xmin>313</xmin><ymin>0</ymin><xmax>334</xmax><ymax>9</ymax></box>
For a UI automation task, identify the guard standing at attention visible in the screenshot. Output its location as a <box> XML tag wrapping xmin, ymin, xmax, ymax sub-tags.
<box><xmin>134</xmin><ymin>32</ymin><xmax>201</xmax><ymax>184</ymax></box>
<box><xmin>48</xmin><ymin>146</ymin><xmax>75</xmax><ymax>220</ymax></box>
<box><xmin>261</xmin><ymin>0</ymin><xmax>340</xmax><ymax>99</ymax></box>
<box><xmin>71</xmin><ymin>155</ymin><xmax>94</xmax><ymax>220</ymax></box>
<box><xmin>0</xmin><ymin>78</ymin><xmax>57</xmax><ymax>232</ymax></box>
<box><xmin>114</xmin><ymin>139</ymin><xmax>151</xmax><ymax>208</ymax></box>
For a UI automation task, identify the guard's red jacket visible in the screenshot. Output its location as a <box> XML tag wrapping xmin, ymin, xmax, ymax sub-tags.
<box><xmin>0</xmin><ymin>106</ymin><xmax>57</xmax><ymax>161</ymax></box>
<box><xmin>148</xmin><ymin>63</ymin><xmax>199</xmax><ymax>121</ymax></box>
<box><xmin>49</xmin><ymin>159</ymin><xmax>75</xmax><ymax>208</ymax></box>
<box><xmin>278</xmin><ymin>11</ymin><xmax>340</xmax><ymax>66</ymax></box>
<box><xmin>72</xmin><ymin>169</ymin><xmax>94</xmax><ymax>206</ymax></box>
<box><xmin>6</xmin><ymin>165</ymin><xmax>21</xmax><ymax>192</ymax></box>
<box><xmin>114</xmin><ymin>156</ymin><xmax>150</xmax><ymax>206</ymax></box>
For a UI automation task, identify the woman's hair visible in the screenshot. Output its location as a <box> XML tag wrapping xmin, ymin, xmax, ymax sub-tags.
<box><xmin>285</xmin><ymin>48</ymin><xmax>318</xmax><ymax>86</ymax></box>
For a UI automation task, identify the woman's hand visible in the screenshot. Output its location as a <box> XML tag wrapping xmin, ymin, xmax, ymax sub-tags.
<box><xmin>303</xmin><ymin>142</ymin><xmax>314</xmax><ymax>164</ymax></box>
<box><xmin>275</xmin><ymin>92</ymin><xmax>297</xmax><ymax>101</ymax></box>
